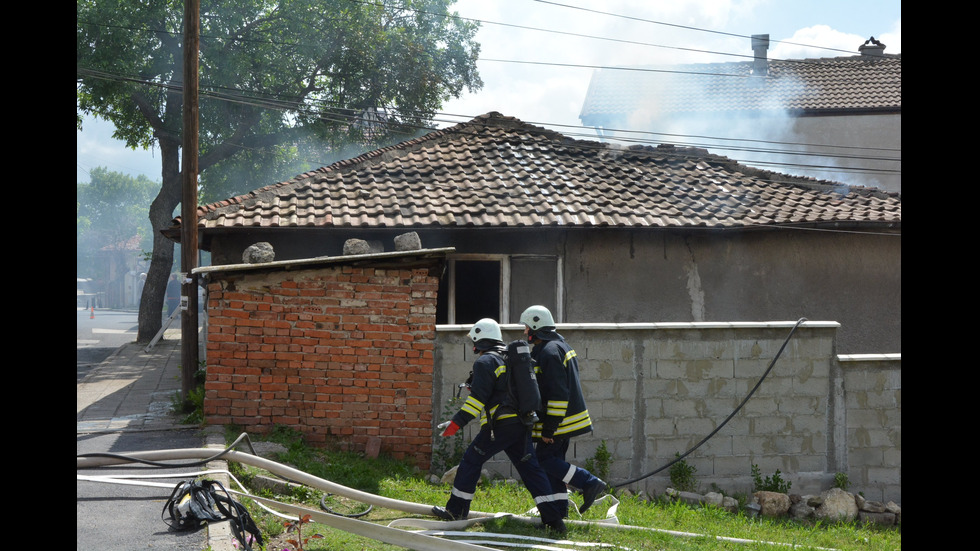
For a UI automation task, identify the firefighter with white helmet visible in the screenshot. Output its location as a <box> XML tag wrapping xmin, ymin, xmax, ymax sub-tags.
<box><xmin>521</xmin><ymin>305</ymin><xmax>607</xmax><ymax>516</ymax></box>
<box><xmin>432</xmin><ymin>318</ymin><xmax>567</xmax><ymax>534</ymax></box>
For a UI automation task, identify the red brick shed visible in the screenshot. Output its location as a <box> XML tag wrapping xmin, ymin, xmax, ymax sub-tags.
<box><xmin>196</xmin><ymin>247</ymin><xmax>452</xmax><ymax>470</ymax></box>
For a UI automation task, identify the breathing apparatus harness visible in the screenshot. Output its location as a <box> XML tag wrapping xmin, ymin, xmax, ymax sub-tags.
<box><xmin>610</xmin><ymin>317</ymin><xmax>807</xmax><ymax>489</ymax></box>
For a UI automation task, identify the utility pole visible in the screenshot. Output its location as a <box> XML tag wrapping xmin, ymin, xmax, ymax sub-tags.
<box><xmin>180</xmin><ymin>0</ymin><xmax>200</xmax><ymax>408</ymax></box>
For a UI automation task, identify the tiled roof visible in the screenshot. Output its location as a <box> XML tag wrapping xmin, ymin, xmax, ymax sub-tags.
<box><xmin>579</xmin><ymin>53</ymin><xmax>901</xmax><ymax>120</ymax></box>
<box><xmin>175</xmin><ymin>112</ymin><xmax>900</xmax><ymax>234</ymax></box>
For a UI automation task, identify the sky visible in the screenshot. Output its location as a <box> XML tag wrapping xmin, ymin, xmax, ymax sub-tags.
<box><xmin>76</xmin><ymin>0</ymin><xmax>901</xmax><ymax>185</ymax></box>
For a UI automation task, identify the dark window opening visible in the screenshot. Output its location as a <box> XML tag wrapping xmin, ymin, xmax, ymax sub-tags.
<box><xmin>436</xmin><ymin>256</ymin><xmax>560</xmax><ymax>325</ymax></box>
<box><xmin>452</xmin><ymin>260</ymin><xmax>500</xmax><ymax>324</ymax></box>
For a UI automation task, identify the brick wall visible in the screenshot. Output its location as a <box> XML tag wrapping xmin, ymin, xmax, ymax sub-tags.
<box><xmin>203</xmin><ymin>264</ymin><xmax>440</xmax><ymax>469</ymax></box>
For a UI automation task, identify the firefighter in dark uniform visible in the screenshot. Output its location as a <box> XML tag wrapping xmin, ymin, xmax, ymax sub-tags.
<box><xmin>521</xmin><ymin>305</ymin><xmax>607</xmax><ymax>517</ymax></box>
<box><xmin>432</xmin><ymin>318</ymin><xmax>567</xmax><ymax>534</ymax></box>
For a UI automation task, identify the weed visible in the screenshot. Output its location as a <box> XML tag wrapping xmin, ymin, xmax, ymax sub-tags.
<box><xmin>584</xmin><ymin>440</ymin><xmax>612</xmax><ymax>482</ymax></box>
<box><xmin>169</xmin><ymin>361</ymin><xmax>207</xmax><ymax>424</ymax></box>
<box><xmin>431</xmin><ymin>395</ymin><xmax>466</xmax><ymax>473</ymax></box>
<box><xmin>751</xmin><ymin>463</ymin><xmax>792</xmax><ymax>493</ymax></box>
<box><xmin>282</xmin><ymin>514</ymin><xmax>323</xmax><ymax>550</ymax></box>
<box><xmin>668</xmin><ymin>453</ymin><xmax>698</xmax><ymax>492</ymax></box>
<box><xmin>833</xmin><ymin>472</ymin><xmax>850</xmax><ymax>491</ymax></box>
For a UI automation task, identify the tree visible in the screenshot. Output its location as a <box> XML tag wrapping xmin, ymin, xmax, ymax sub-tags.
<box><xmin>77</xmin><ymin>167</ymin><xmax>158</xmax><ymax>283</ymax></box>
<box><xmin>77</xmin><ymin>0</ymin><xmax>482</xmax><ymax>342</ymax></box>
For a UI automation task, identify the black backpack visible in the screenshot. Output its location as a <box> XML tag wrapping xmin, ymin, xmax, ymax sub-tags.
<box><xmin>502</xmin><ymin>339</ymin><xmax>542</xmax><ymax>427</ymax></box>
<box><xmin>162</xmin><ymin>479</ymin><xmax>263</xmax><ymax>551</ymax></box>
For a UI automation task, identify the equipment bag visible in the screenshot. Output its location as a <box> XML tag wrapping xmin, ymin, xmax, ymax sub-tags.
<box><xmin>504</xmin><ymin>339</ymin><xmax>542</xmax><ymax>427</ymax></box>
<box><xmin>162</xmin><ymin>479</ymin><xmax>263</xmax><ymax>551</ymax></box>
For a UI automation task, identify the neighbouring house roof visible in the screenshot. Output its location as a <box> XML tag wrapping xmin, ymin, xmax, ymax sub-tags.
<box><xmin>100</xmin><ymin>234</ymin><xmax>143</xmax><ymax>252</ymax></box>
<box><xmin>167</xmin><ymin>111</ymin><xmax>900</xmax><ymax>241</ymax></box>
<box><xmin>579</xmin><ymin>44</ymin><xmax>901</xmax><ymax>123</ymax></box>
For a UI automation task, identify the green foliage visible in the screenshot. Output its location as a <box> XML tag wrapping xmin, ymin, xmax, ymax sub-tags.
<box><xmin>77</xmin><ymin>0</ymin><xmax>483</xmax><ymax>198</ymax></box>
<box><xmin>751</xmin><ymin>463</ymin><xmax>793</xmax><ymax>493</ymax></box>
<box><xmin>834</xmin><ymin>472</ymin><xmax>850</xmax><ymax>491</ymax></box>
<box><xmin>77</xmin><ymin>0</ymin><xmax>484</xmax><ymax>332</ymax></box>
<box><xmin>668</xmin><ymin>453</ymin><xmax>698</xmax><ymax>493</ymax></box>
<box><xmin>170</xmin><ymin>363</ymin><xmax>207</xmax><ymax>425</ymax></box>
<box><xmin>76</xmin><ymin>167</ymin><xmax>157</xmax><ymax>279</ymax></box>
<box><xmin>584</xmin><ymin>440</ymin><xmax>612</xmax><ymax>482</ymax></box>
<box><xmin>431</xmin><ymin>395</ymin><xmax>466</xmax><ymax>474</ymax></box>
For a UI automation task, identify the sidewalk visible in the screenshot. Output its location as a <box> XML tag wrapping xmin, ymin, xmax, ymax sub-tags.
<box><xmin>76</xmin><ymin>329</ymin><xmax>193</xmax><ymax>431</ymax></box>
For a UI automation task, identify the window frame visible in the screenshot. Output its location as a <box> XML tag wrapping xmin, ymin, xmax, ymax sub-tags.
<box><xmin>445</xmin><ymin>253</ymin><xmax>563</xmax><ymax>324</ymax></box>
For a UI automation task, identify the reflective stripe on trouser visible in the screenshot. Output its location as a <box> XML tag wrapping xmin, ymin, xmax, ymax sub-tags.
<box><xmin>445</xmin><ymin>423</ymin><xmax>564</xmax><ymax>523</ymax></box>
<box><xmin>535</xmin><ymin>438</ymin><xmax>601</xmax><ymax>516</ymax></box>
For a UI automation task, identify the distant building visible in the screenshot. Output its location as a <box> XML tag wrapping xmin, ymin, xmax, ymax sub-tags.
<box><xmin>579</xmin><ymin>36</ymin><xmax>901</xmax><ymax>193</ymax></box>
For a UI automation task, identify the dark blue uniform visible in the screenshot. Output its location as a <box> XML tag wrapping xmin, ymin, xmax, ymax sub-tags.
<box><xmin>441</xmin><ymin>345</ymin><xmax>564</xmax><ymax>523</ymax></box>
<box><xmin>531</xmin><ymin>331</ymin><xmax>603</xmax><ymax>517</ymax></box>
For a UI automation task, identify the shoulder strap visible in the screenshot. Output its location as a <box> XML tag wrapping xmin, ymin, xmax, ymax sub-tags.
<box><xmin>202</xmin><ymin>480</ymin><xmax>264</xmax><ymax>550</ymax></box>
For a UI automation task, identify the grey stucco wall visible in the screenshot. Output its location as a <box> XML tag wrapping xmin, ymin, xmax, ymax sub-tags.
<box><xmin>208</xmin><ymin>223</ymin><xmax>900</xmax><ymax>356</ymax></box>
<box><xmin>790</xmin><ymin>114</ymin><xmax>902</xmax><ymax>194</ymax></box>
<box><xmin>560</xmin><ymin>229</ymin><xmax>900</xmax><ymax>355</ymax></box>
<box><xmin>433</xmin><ymin>322</ymin><xmax>901</xmax><ymax>504</ymax></box>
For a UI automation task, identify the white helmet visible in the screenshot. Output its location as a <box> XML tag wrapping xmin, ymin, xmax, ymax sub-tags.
<box><xmin>468</xmin><ymin>318</ymin><xmax>503</xmax><ymax>344</ymax></box>
<box><xmin>520</xmin><ymin>305</ymin><xmax>555</xmax><ymax>331</ymax></box>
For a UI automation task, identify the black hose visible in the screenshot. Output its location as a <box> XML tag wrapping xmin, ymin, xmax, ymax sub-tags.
<box><xmin>76</xmin><ymin>432</ymin><xmax>259</xmax><ymax>468</ymax></box>
<box><xmin>319</xmin><ymin>493</ymin><xmax>374</xmax><ymax>518</ymax></box>
<box><xmin>611</xmin><ymin>318</ymin><xmax>807</xmax><ymax>489</ymax></box>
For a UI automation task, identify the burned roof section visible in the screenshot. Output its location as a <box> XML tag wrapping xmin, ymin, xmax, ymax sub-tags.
<box><xmin>169</xmin><ymin>112</ymin><xmax>900</xmax><ymax>238</ymax></box>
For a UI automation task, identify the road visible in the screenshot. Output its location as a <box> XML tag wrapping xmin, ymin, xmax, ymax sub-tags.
<box><xmin>76</xmin><ymin>430</ymin><xmax>208</xmax><ymax>551</ymax></box>
<box><xmin>76</xmin><ymin>306</ymin><xmax>185</xmax><ymax>381</ymax></box>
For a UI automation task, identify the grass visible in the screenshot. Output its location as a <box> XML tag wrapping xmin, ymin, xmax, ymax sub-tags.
<box><xmin>223</xmin><ymin>426</ymin><xmax>901</xmax><ymax>551</ymax></box>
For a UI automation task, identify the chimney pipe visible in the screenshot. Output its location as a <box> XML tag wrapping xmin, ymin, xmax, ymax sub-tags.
<box><xmin>859</xmin><ymin>36</ymin><xmax>886</xmax><ymax>57</ymax></box>
<box><xmin>751</xmin><ymin>34</ymin><xmax>770</xmax><ymax>76</ymax></box>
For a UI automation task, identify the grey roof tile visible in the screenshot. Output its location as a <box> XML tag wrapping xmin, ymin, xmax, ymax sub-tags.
<box><xmin>176</xmin><ymin>112</ymin><xmax>900</xmax><ymax>234</ymax></box>
<box><xmin>580</xmin><ymin>53</ymin><xmax>901</xmax><ymax>119</ymax></box>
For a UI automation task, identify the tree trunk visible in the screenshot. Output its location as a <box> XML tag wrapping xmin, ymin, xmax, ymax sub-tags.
<box><xmin>136</xmin><ymin>138</ymin><xmax>183</xmax><ymax>343</ymax></box>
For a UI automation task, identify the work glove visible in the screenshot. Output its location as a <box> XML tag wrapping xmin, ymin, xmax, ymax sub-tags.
<box><xmin>438</xmin><ymin>420</ymin><xmax>460</xmax><ymax>437</ymax></box>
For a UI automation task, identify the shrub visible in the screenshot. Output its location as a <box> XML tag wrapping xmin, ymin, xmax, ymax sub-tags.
<box><xmin>669</xmin><ymin>453</ymin><xmax>698</xmax><ymax>493</ymax></box>
<box><xmin>751</xmin><ymin>463</ymin><xmax>792</xmax><ymax>494</ymax></box>
<box><xmin>584</xmin><ymin>440</ymin><xmax>611</xmax><ymax>482</ymax></box>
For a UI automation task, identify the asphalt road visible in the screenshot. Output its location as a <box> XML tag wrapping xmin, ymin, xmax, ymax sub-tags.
<box><xmin>76</xmin><ymin>307</ymin><xmax>142</xmax><ymax>381</ymax></box>
<box><xmin>76</xmin><ymin>429</ymin><xmax>208</xmax><ymax>551</ymax></box>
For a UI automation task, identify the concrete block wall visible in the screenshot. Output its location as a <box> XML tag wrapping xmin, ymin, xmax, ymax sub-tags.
<box><xmin>203</xmin><ymin>265</ymin><xmax>440</xmax><ymax>469</ymax></box>
<box><xmin>434</xmin><ymin>322</ymin><xmax>901</xmax><ymax>504</ymax></box>
<box><xmin>839</xmin><ymin>354</ymin><xmax>901</xmax><ymax>503</ymax></box>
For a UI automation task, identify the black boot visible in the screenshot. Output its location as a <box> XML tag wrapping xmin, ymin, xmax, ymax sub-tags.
<box><xmin>431</xmin><ymin>506</ymin><xmax>467</xmax><ymax>521</ymax></box>
<box><xmin>579</xmin><ymin>479</ymin><xmax>607</xmax><ymax>514</ymax></box>
<box><xmin>543</xmin><ymin>518</ymin><xmax>567</xmax><ymax>535</ymax></box>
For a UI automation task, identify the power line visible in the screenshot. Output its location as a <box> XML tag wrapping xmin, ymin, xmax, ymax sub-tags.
<box><xmin>530</xmin><ymin>0</ymin><xmax>866</xmax><ymax>57</ymax></box>
<box><xmin>78</xmin><ymin>65</ymin><xmax>901</xmax><ymax>179</ymax></box>
<box><xmin>77</xmin><ymin>2</ymin><xmax>900</xmax><ymax>181</ymax></box>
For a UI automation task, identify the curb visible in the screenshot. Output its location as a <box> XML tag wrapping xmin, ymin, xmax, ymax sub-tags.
<box><xmin>204</xmin><ymin>425</ymin><xmax>238</xmax><ymax>551</ymax></box>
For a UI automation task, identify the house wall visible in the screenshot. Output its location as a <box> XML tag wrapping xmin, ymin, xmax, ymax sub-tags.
<box><xmin>560</xmin><ymin>229</ymin><xmax>901</xmax><ymax>355</ymax></box>
<box><xmin>206</xmin><ymin>226</ymin><xmax>900</xmax><ymax>355</ymax></box>
<box><xmin>434</xmin><ymin>324</ymin><xmax>901</xmax><ymax>504</ymax></box>
<box><xmin>591</xmin><ymin>112</ymin><xmax>901</xmax><ymax>194</ymax></box>
<box><xmin>790</xmin><ymin>114</ymin><xmax>901</xmax><ymax>194</ymax></box>
<box><xmin>201</xmin><ymin>264</ymin><xmax>441</xmax><ymax>469</ymax></box>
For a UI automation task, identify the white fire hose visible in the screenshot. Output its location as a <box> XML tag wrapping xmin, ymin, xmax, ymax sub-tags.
<box><xmin>77</xmin><ymin>445</ymin><xmax>838</xmax><ymax>551</ymax></box>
